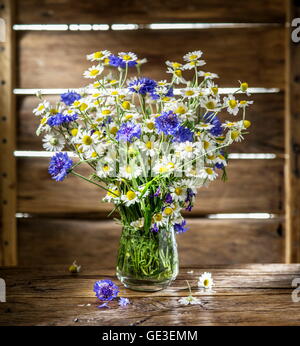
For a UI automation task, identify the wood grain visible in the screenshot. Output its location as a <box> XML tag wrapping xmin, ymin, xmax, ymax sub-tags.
<box><xmin>284</xmin><ymin>0</ymin><xmax>300</xmax><ymax>262</ymax></box>
<box><xmin>0</xmin><ymin>0</ymin><xmax>17</xmax><ymax>266</ymax></box>
<box><xmin>17</xmin><ymin>218</ymin><xmax>284</xmax><ymax>266</ymax></box>
<box><xmin>16</xmin><ymin>0</ymin><xmax>286</xmax><ymax>24</ymax></box>
<box><xmin>17</xmin><ymin>27</ymin><xmax>285</xmax><ymax>89</ymax></box>
<box><xmin>0</xmin><ymin>264</ymin><xmax>299</xmax><ymax>326</ymax></box>
<box><xmin>16</xmin><ymin>158</ymin><xmax>284</xmax><ymax>215</ymax></box>
<box><xmin>17</xmin><ymin>92</ymin><xmax>284</xmax><ymax>153</ymax></box>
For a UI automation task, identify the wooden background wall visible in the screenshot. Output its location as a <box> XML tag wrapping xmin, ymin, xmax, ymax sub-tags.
<box><xmin>1</xmin><ymin>0</ymin><xmax>299</xmax><ymax>267</ymax></box>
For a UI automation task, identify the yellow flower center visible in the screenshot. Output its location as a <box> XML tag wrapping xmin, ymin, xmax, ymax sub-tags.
<box><xmin>240</xmin><ymin>82</ymin><xmax>248</xmax><ymax>91</ymax></box>
<box><xmin>205</xmin><ymin>101</ymin><xmax>215</xmax><ymax>110</ymax></box>
<box><xmin>159</xmin><ymin>167</ymin><xmax>168</xmax><ymax>173</ymax></box>
<box><xmin>37</xmin><ymin>105</ymin><xmax>44</xmax><ymax>111</ymax></box>
<box><xmin>172</xmin><ymin>62</ymin><xmax>182</xmax><ymax>69</ymax></box>
<box><xmin>125</xmin><ymin>114</ymin><xmax>133</xmax><ymax>120</ymax></box>
<box><xmin>103</xmin><ymin>164</ymin><xmax>110</xmax><ymax>171</ymax></box>
<box><xmin>93</xmin><ymin>51</ymin><xmax>104</xmax><ymax>59</ymax></box>
<box><xmin>243</xmin><ymin>120</ymin><xmax>251</xmax><ymax>128</ymax></box>
<box><xmin>82</xmin><ymin>135</ymin><xmax>93</xmax><ymax>145</ymax></box>
<box><xmin>125</xmin><ymin>166</ymin><xmax>132</xmax><ymax>173</ymax></box>
<box><xmin>164</xmin><ymin>207</ymin><xmax>173</xmax><ymax>216</ymax></box>
<box><xmin>231</xmin><ymin>130</ymin><xmax>240</xmax><ymax>140</ymax></box>
<box><xmin>205</xmin><ymin>168</ymin><xmax>213</xmax><ymax>175</ymax></box>
<box><xmin>110</xmin><ymin>126</ymin><xmax>118</xmax><ymax>135</ymax></box>
<box><xmin>108</xmin><ymin>189</ymin><xmax>120</xmax><ymax>197</ymax></box>
<box><xmin>71</xmin><ymin>128</ymin><xmax>78</xmax><ymax>136</ymax></box>
<box><xmin>126</xmin><ymin>190</ymin><xmax>136</xmax><ymax>200</ymax></box>
<box><xmin>122</xmin><ymin>54</ymin><xmax>132</xmax><ymax>61</ymax></box>
<box><xmin>228</xmin><ymin>99</ymin><xmax>237</xmax><ymax>108</ymax></box>
<box><xmin>154</xmin><ymin>213</ymin><xmax>163</xmax><ymax>222</ymax></box>
<box><xmin>189</xmin><ymin>54</ymin><xmax>198</xmax><ymax>60</ymax></box>
<box><xmin>90</xmin><ymin>69</ymin><xmax>99</xmax><ymax>76</ymax></box>
<box><xmin>203</xmin><ymin>141</ymin><xmax>210</xmax><ymax>149</ymax></box>
<box><xmin>80</xmin><ymin>103</ymin><xmax>88</xmax><ymax>111</ymax></box>
<box><xmin>147</xmin><ymin>122</ymin><xmax>155</xmax><ymax>130</ymax></box>
<box><xmin>175</xmin><ymin>187</ymin><xmax>183</xmax><ymax>195</ymax></box>
<box><xmin>218</xmin><ymin>154</ymin><xmax>225</xmax><ymax>160</ymax></box>
<box><xmin>122</xmin><ymin>101</ymin><xmax>130</xmax><ymax>110</ymax></box>
<box><xmin>175</xmin><ymin>106</ymin><xmax>186</xmax><ymax>114</ymax></box>
<box><xmin>146</xmin><ymin>141</ymin><xmax>153</xmax><ymax>149</ymax></box>
<box><xmin>185</xmin><ymin>145</ymin><xmax>193</xmax><ymax>152</ymax></box>
<box><xmin>185</xmin><ymin>90</ymin><xmax>195</xmax><ymax>96</ymax></box>
<box><xmin>211</xmin><ymin>87</ymin><xmax>218</xmax><ymax>95</ymax></box>
<box><xmin>204</xmin><ymin>279</ymin><xmax>209</xmax><ymax>287</ymax></box>
<box><xmin>40</xmin><ymin>117</ymin><xmax>47</xmax><ymax>124</ymax></box>
<box><xmin>174</xmin><ymin>69</ymin><xmax>182</xmax><ymax>77</ymax></box>
<box><xmin>91</xmin><ymin>152</ymin><xmax>97</xmax><ymax>158</ymax></box>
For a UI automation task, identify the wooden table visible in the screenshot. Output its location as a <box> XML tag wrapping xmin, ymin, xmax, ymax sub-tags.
<box><xmin>0</xmin><ymin>264</ymin><xmax>300</xmax><ymax>326</ymax></box>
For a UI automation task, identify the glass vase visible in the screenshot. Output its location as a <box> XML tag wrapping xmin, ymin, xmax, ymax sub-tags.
<box><xmin>116</xmin><ymin>225</ymin><xmax>179</xmax><ymax>292</ymax></box>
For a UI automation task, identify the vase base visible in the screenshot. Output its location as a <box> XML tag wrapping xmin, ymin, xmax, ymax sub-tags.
<box><xmin>117</xmin><ymin>273</ymin><xmax>175</xmax><ymax>292</ymax></box>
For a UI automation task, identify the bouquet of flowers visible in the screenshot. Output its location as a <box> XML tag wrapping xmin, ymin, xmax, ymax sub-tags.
<box><xmin>33</xmin><ymin>50</ymin><xmax>252</xmax><ymax>291</ymax></box>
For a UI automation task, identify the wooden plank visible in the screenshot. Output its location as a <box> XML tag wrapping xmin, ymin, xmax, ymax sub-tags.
<box><xmin>17</xmin><ymin>92</ymin><xmax>284</xmax><ymax>153</ymax></box>
<box><xmin>0</xmin><ymin>265</ymin><xmax>300</xmax><ymax>326</ymax></box>
<box><xmin>285</xmin><ymin>0</ymin><xmax>300</xmax><ymax>262</ymax></box>
<box><xmin>16</xmin><ymin>158</ymin><xmax>284</xmax><ymax>215</ymax></box>
<box><xmin>17</xmin><ymin>27</ymin><xmax>285</xmax><ymax>89</ymax></box>
<box><xmin>16</xmin><ymin>0</ymin><xmax>286</xmax><ymax>24</ymax></box>
<box><xmin>0</xmin><ymin>0</ymin><xmax>17</xmax><ymax>266</ymax></box>
<box><xmin>17</xmin><ymin>158</ymin><xmax>284</xmax><ymax>215</ymax></box>
<box><xmin>17</xmin><ymin>218</ymin><xmax>284</xmax><ymax>266</ymax></box>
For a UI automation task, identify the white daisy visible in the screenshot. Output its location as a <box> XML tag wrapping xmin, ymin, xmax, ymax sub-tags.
<box><xmin>119</xmin><ymin>164</ymin><xmax>142</xmax><ymax>179</ymax></box>
<box><xmin>103</xmin><ymin>186</ymin><xmax>121</xmax><ymax>203</ymax></box>
<box><xmin>199</xmin><ymin>167</ymin><xmax>218</xmax><ymax>181</ymax></box>
<box><xmin>121</xmin><ymin>190</ymin><xmax>140</xmax><ymax>206</ymax></box>
<box><xmin>223</xmin><ymin>95</ymin><xmax>239</xmax><ymax>116</ymax></box>
<box><xmin>170</xmin><ymin>185</ymin><xmax>187</xmax><ymax>202</ymax></box>
<box><xmin>139</xmin><ymin>135</ymin><xmax>158</xmax><ymax>157</ymax></box>
<box><xmin>181</xmin><ymin>87</ymin><xmax>199</xmax><ymax>99</ymax></box>
<box><xmin>175</xmin><ymin>142</ymin><xmax>195</xmax><ymax>160</ymax></box>
<box><xmin>178</xmin><ymin>295</ymin><xmax>201</xmax><ymax>305</ymax></box>
<box><xmin>198</xmin><ymin>272</ymin><xmax>214</xmax><ymax>289</ymax></box>
<box><xmin>119</xmin><ymin>52</ymin><xmax>137</xmax><ymax>63</ymax></box>
<box><xmin>130</xmin><ymin>217</ymin><xmax>144</xmax><ymax>229</ymax></box>
<box><xmin>86</xmin><ymin>50</ymin><xmax>111</xmax><ymax>62</ymax></box>
<box><xmin>201</xmin><ymin>96</ymin><xmax>221</xmax><ymax>112</ymax></box>
<box><xmin>198</xmin><ymin>71</ymin><xmax>219</xmax><ymax>80</ymax></box>
<box><xmin>83</xmin><ymin>65</ymin><xmax>104</xmax><ymax>79</ymax></box>
<box><xmin>183</xmin><ymin>50</ymin><xmax>203</xmax><ymax>62</ymax></box>
<box><xmin>33</xmin><ymin>101</ymin><xmax>50</xmax><ymax>116</ymax></box>
<box><xmin>96</xmin><ymin>161</ymin><xmax>115</xmax><ymax>178</ymax></box>
<box><xmin>42</xmin><ymin>133</ymin><xmax>65</xmax><ymax>151</ymax></box>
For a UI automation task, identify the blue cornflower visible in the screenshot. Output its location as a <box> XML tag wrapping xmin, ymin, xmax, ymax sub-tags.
<box><xmin>215</xmin><ymin>162</ymin><xmax>224</xmax><ymax>169</ymax></box>
<box><xmin>109</xmin><ymin>54</ymin><xmax>137</xmax><ymax>69</ymax></box>
<box><xmin>60</xmin><ymin>91</ymin><xmax>81</xmax><ymax>106</ymax></box>
<box><xmin>116</xmin><ymin>121</ymin><xmax>141</xmax><ymax>142</ymax></box>
<box><xmin>151</xmin><ymin>224</ymin><xmax>159</xmax><ymax>233</ymax></box>
<box><xmin>165</xmin><ymin>193</ymin><xmax>173</xmax><ymax>204</ymax></box>
<box><xmin>154</xmin><ymin>187</ymin><xmax>161</xmax><ymax>197</ymax></box>
<box><xmin>128</xmin><ymin>77</ymin><xmax>157</xmax><ymax>95</ymax></box>
<box><xmin>172</xmin><ymin>126</ymin><xmax>194</xmax><ymax>143</ymax></box>
<box><xmin>93</xmin><ymin>280</ymin><xmax>119</xmax><ymax>302</ymax></box>
<box><xmin>47</xmin><ymin>113</ymin><xmax>78</xmax><ymax>127</ymax></box>
<box><xmin>185</xmin><ymin>188</ymin><xmax>196</xmax><ymax>212</ymax></box>
<box><xmin>155</xmin><ymin>111</ymin><xmax>180</xmax><ymax>136</ymax></box>
<box><xmin>48</xmin><ymin>152</ymin><xmax>73</xmax><ymax>182</ymax></box>
<box><xmin>118</xmin><ymin>297</ymin><xmax>130</xmax><ymax>307</ymax></box>
<box><xmin>174</xmin><ymin>220</ymin><xmax>188</xmax><ymax>234</ymax></box>
<box><xmin>203</xmin><ymin>112</ymin><xmax>223</xmax><ymax>137</ymax></box>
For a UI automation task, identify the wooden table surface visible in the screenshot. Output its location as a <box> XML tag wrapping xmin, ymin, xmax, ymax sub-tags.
<box><xmin>0</xmin><ymin>264</ymin><xmax>300</xmax><ymax>326</ymax></box>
